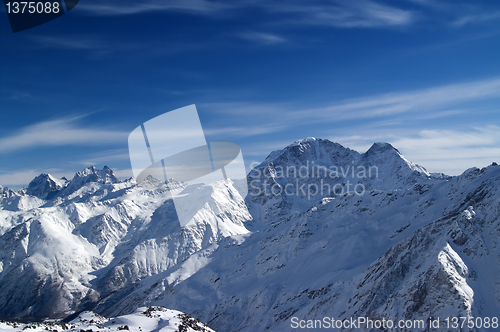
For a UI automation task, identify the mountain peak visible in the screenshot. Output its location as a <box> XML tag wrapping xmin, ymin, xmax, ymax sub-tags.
<box><xmin>263</xmin><ymin>138</ymin><xmax>359</xmax><ymax>168</ymax></box>
<box><xmin>75</xmin><ymin>165</ymin><xmax>98</xmax><ymax>177</ymax></box>
<box><xmin>16</xmin><ymin>166</ymin><xmax>119</xmax><ymax>201</ymax></box>
<box><xmin>73</xmin><ymin>165</ymin><xmax>118</xmax><ymax>183</ymax></box>
<box><xmin>363</xmin><ymin>142</ymin><xmax>429</xmax><ymax>177</ymax></box>
<box><xmin>366</xmin><ymin>142</ymin><xmax>399</xmax><ymax>154</ymax></box>
<box><xmin>60</xmin><ymin>166</ymin><xmax>119</xmax><ymax>197</ymax></box>
<box><xmin>26</xmin><ymin>173</ymin><xmax>65</xmax><ymax>199</ymax></box>
<box><xmin>292</xmin><ymin>137</ymin><xmax>317</xmax><ymax>145</ymax></box>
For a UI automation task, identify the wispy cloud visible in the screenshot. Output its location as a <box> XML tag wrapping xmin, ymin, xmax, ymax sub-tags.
<box><xmin>78</xmin><ymin>0</ymin><xmax>229</xmax><ymax>16</ymax></box>
<box><xmin>8</xmin><ymin>92</ymin><xmax>33</xmax><ymax>100</ymax></box>
<box><xmin>243</xmin><ymin>140</ymin><xmax>298</xmax><ymax>156</ymax></box>
<box><xmin>240</xmin><ymin>125</ymin><xmax>500</xmax><ymax>176</ymax></box>
<box><xmin>202</xmin><ymin>77</ymin><xmax>500</xmax><ymax>139</ymax></box>
<box><xmin>392</xmin><ymin>126</ymin><xmax>500</xmax><ymax>175</ymax></box>
<box><xmin>201</xmin><ymin>77</ymin><xmax>500</xmax><ymax>175</ymax></box>
<box><xmin>204</xmin><ymin>123</ymin><xmax>290</xmax><ymax>139</ymax></box>
<box><xmin>77</xmin><ymin>0</ymin><xmax>414</xmax><ymax>29</ymax></box>
<box><xmin>404</xmin><ymin>0</ymin><xmax>500</xmax><ymax>28</ymax></box>
<box><xmin>31</xmin><ymin>36</ymin><xmax>106</xmax><ymax>50</ymax></box>
<box><xmin>77</xmin><ymin>0</ymin><xmax>500</xmax><ymax>31</ymax></box>
<box><xmin>237</xmin><ymin>32</ymin><xmax>287</xmax><ymax>45</ymax></box>
<box><xmin>110</xmin><ymin>168</ymin><xmax>133</xmax><ymax>179</ymax></box>
<box><xmin>313</xmin><ymin>78</ymin><xmax>500</xmax><ymax>120</ymax></box>
<box><xmin>453</xmin><ymin>11</ymin><xmax>500</xmax><ymax>27</ymax></box>
<box><xmin>0</xmin><ymin>116</ymin><xmax>128</xmax><ymax>153</ymax></box>
<box><xmin>329</xmin><ymin>126</ymin><xmax>500</xmax><ymax>175</ymax></box>
<box><xmin>0</xmin><ymin>166</ymin><xmax>133</xmax><ymax>188</ymax></box>
<box><xmin>264</xmin><ymin>0</ymin><xmax>414</xmax><ymax>28</ymax></box>
<box><xmin>395</xmin><ymin>126</ymin><xmax>500</xmax><ymax>151</ymax></box>
<box><xmin>27</xmin><ymin>34</ymin><xmax>211</xmax><ymax>59</ymax></box>
<box><xmin>0</xmin><ymin>169</ymin><xmax>74</xmax><ymax>188</ymax></box>
<box><xmin>1</xmin><ymin>88</ymin><xmax>34</xmax><ymax>101</ymax></box>
<box><xmin>28</xmin><ymin>35</ymin><xmax>145</xmax><ymax>56</ymax></box>
<box><xmin>70</xmin><ymin>149</ymin><xmax>131</xmax><ymax>167</ymax></box>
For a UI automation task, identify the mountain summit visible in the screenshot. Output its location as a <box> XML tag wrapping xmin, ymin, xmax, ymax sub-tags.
<box><xmin>26</xmin><ymin>173</ymin><xmax>66</xmax><ymax>199</ymax></box>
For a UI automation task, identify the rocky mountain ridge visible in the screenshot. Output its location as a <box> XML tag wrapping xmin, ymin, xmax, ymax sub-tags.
<box><xmin>0</xmin><ymin>138</ymin><xmax>499</xmax><ymax>331</ymax></box>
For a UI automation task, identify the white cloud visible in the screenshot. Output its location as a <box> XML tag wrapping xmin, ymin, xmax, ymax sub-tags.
<box><xmin>32</xmin><ymin>36</ymin><xmax>106</xmax><ymax>50</ymax></box>
<box><xmin>0</xmin><ymin>116</ymin><xmax>128</xmax><ymax>153</ymax></box>
<box><xmin>241</xmin><ymin>139</ymin><xmax>301</xmax><ymax>157</ymax></box>
<box><xmin>242</xmin><ymin>125</ymin><xmax>500</xmax><ymax>176</ymax></box>
<box><xmin>110</xmin><ymin>168</ymin><xmax>133</xmax><ymax>179</ymax></box>
<box><xmin>393</xmin><ymin>127</ymin><xmax>500</xmax><ymax>175</ymax></box>
<box><xmin>193</xmin><ymin>78</ymin><xmax>500</xmax><ymax>178</ymax></box>
<box><xmin>0</xmin><ymin>167</ymin><xmax>133</xmax><ymax>188</ymax></box>
<box><xmin>314</xmin><ymin>78</ymin><xmax>500</xmax><ymax>120</ymax></box>
<box><xmin>403</xmin><ymin>0</ymin><xmax>500</xmax><ymax>27</ymax></box>
<box><xmin>203</xmin><ymin>77</ymin><xmax>500</xmax><ymax>140</ymax></box>
<box><xmin>201</xmin><ymin>78</ymin><xmax>500</xmax><ymax>176</ymax></box>
<box><xmin>72</xmin><ymin>150</ymin><xmax>131</xmax><ymax>167</ymax></box>
<box><xmin>328</xmin><ymin>134</ymin><xmax>393</xmax><ymax>154</ymax></box>
<box><xmin>204</xmin><ymin>123</ymin><xmax>289</xmax><ymax>138</ymax></box>
<box><xmin>78</xmin><ymin>0</ymin><xmax>414</xmax><ymax>29</ymax></box>
<box><xmin>78</xmin><ymin>0</ymin><xmax>228</xmax><ymax>16</ymax></box>
<box><xmin>452</xmin><ymin>11</ymin><xmax>500</xmax><ymax>27</ymax></box>
<box><xmin>267</xmin><ymin>0</ymin><xmax>413</xmax><ymax>28</ymax></box>
<box><xmin>330</xmin><ymin>126</ymin><xmax>500</xmax><ymax>176</ymax></box>
<box><xmin>8</xmin><ymin>92</ymin><xmax>33</xmax><ymax>100</ymax></box>
<box><xmin>0</xmin><ymin>169</ymin><xmax>74</xmax><ymax>188</ymax></box>
<box><xmin>238</xmin><ymin>32</ymin><xmax>287</xmax><ymax>45</ymax></box>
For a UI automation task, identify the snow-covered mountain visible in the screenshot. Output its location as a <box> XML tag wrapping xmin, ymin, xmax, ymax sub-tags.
<box><xmin>1</xmin><ymin>138</ymin><xmax>499</xmax><ymax>331</ymax></box>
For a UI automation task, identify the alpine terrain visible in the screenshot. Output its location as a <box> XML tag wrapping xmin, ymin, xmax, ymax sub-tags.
<box><xmin>0</xmin><ymin>138</ymin><xmax>499</xmax><ymax>331</ymax></box>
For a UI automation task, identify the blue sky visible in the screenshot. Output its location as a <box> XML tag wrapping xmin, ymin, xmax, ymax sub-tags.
<box><xmin>1</xmin><ymin>0</ymin><xmax>500</xmax><ymax>188</ymax></box>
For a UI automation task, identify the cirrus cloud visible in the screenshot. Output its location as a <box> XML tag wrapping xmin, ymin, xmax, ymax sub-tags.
<box><xmin>0</xmin><ymin>116</ymin><xmax>128</xmax><ymax>153</ymax></box>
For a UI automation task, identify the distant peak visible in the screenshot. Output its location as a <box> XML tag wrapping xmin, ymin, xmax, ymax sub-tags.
<box><xmin>138</xmin><ymin>175</ymin><xmax>162</xmax><ymax>186</ymax></box>
<box><xmin>292</xmin><ymin>137</ymin><xmax>317</xmax><ymax>145</ymax></box>
<box><xmin>74</xmin><ymin>166</ymin><xmax>116</xmax><ymax>179</ymax></box>
<box><xmin>284</xmin><ymin>137</ymin><xmax>346</xmax><ymax>152</ymax></box>
<box><xmin>68</xmin><ymin>165</ymin><xmax>119</xmax><ymax>192</ymax></box>
<box><xmin>26</xmin><ymin>173</ymin><xmax>64</xmax><ymax>199</ymax></box>
<box><xmin>76</xmin><ymin>165</ymin><xmax>98</xmax><ymax>177</ymax></box>
<box><xmin>363</xmin><ymin>142</ymin><xmax>429</xmax><ymax>177</ymax></box>
<box><xmin>373</xmin><ymin>142</ymin><xmax>391</xmax><ymax>147</ymax></box>
<box><xmin>367</xmin><ymin>142</ymin><xmax>398</xmax><ymax>153</ymax></box>
<box><xmin>260</xmin><ymin>138</ymin><xmax>358</xmax><ymax>169</ymax></box>
<box><xmin>364</xmin><ymin>142</ymin><xmax>404</xmax><ymax>159</ymax></box>
<box><xmin>28</xmin><ymin>173</ymin><xmax>55</xmax><ymax>184</ymax></box>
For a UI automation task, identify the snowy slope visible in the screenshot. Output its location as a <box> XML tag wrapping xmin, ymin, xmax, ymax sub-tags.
<box><xmin>106</xmin><ymin>139</ymin><xmax>499</xmax><ymax>331</ymax></box>
<box><xmin>0</xmin><ymin>166</ymin><xmax>250</xmax><ymax>320</ymax></box>
<box><xmin>0</xmin><ymin>138</ymin><xmax>499</xmax><ymax>332</ymax></box>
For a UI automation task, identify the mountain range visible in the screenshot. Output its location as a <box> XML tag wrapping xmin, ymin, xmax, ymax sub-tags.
<box><xmin>0</xmin><ymin>137</ymin><xmax>499</xmax><ymax>331</ymax></box>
